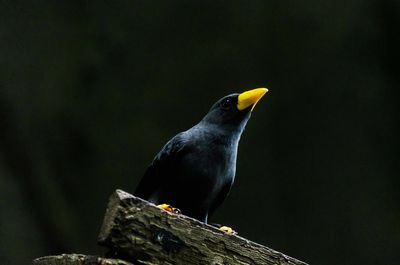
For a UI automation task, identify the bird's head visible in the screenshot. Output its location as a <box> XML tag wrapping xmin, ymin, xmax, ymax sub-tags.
<box><xmin>201</xmin><ymin>88</ymin><xmax>268</xmax><ymax>134</ymax></box>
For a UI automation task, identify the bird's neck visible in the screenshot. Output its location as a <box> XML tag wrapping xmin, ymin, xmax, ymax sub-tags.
<box><xmin>195</xmin><ymin>121</ymin><xmax>244</xmax><ymax>146</ymax></box>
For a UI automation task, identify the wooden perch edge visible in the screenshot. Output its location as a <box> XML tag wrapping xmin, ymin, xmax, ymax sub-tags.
<box><xmin>33</xmin><ymin>189</ymin><xmax>308</xmax><ymax>265</ymax></box>
<box><xmin>32</xmin><ymin>254</ymin><xmax>134</xmax><ymax>265</ymax></box>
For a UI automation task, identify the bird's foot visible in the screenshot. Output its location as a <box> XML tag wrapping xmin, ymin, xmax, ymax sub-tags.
<box><xmin>157</xmin><ymin>203</ymin><xmax>181</xmax><ymax>214</ymax></box>
<box><xmin>211</xmin><ymin>223</ymin><xmax>237</xmax><ymax>235</ymax></box>
<box><xmin>219</xmin><ymin>226</ymin><xmax>237</xmax><ymax>235</ymax></box>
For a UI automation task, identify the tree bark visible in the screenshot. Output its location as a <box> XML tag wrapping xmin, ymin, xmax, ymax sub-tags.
<box><xmin>96</xmin><ymin>189</ymin><xmax>307</xmax><ymax>265</ymax></box>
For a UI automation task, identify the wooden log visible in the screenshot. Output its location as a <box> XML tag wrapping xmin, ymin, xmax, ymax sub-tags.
<box><xmin>97</xmin><ymin>189</ymin><xmax>308</xmax><ymax>265</ymax></box>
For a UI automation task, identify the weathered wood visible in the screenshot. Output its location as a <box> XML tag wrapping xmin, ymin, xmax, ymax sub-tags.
<box><xmin>98</xmin><ymin>189</ymin><xmax>307</xmax><ymax>265</ymax></box>
<box><xmin>32</xmin><ymin>253</ymin><xmax>135</xmax><ymax>265</ymax></box>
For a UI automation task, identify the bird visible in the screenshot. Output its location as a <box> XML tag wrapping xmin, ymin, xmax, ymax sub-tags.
<box><xmin>134</xmin><ymin>88</ymin><xmax>268</xmax><ymax>227</ymax></box>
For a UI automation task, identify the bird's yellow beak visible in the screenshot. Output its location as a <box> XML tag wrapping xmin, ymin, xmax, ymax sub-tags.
<box><xmin>237</xmin><ymin>88</ymin><xmax>268</xmax><ymax>111</ymax></box>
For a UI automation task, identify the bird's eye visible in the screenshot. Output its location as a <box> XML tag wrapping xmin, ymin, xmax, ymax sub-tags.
<box><xmin>221</xmin><ymin>98</ymin><xmax>232</xmax><ymax>109</ymax></box>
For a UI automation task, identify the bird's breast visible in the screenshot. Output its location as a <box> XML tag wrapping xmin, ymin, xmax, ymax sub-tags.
<box><xmin>182</xmin><ymin>143</ymin><xmax>237</xmax><ymax>185</ymax></box>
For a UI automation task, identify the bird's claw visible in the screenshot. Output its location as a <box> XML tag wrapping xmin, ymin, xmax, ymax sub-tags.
<box><xmin>219</xmin><ymin>226</ymin><xmax>237</xmax><ymax>235</ymax></box>
<box><xmin>158</xmin><ymin>203</ymin><xmax>181</xmax><ymax>214</ymax></box>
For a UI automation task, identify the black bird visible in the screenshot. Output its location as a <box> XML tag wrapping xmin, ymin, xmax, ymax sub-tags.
<box><xmin>135</xmin><ymin>88</ymin><xmax>268</xmax><ymax>225</ymax></box>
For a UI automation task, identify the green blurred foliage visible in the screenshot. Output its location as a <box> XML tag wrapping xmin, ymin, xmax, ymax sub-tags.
<box><xmin>1</xmin><ymin>1</ymin><xmax>399</xmax><ymax>264</ymax></box>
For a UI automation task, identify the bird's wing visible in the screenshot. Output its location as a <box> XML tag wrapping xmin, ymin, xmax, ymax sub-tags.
<box><xmin>134</xmin><ymin>132</ymin><xmax>189</xmax><ymax>200</ymax></box>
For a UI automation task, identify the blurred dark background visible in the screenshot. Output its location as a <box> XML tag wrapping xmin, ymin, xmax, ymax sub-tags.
<box><xmin>1</xmin><ymin>1</ymin><xmax>399</xmax><ymax>264</ymax></box>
